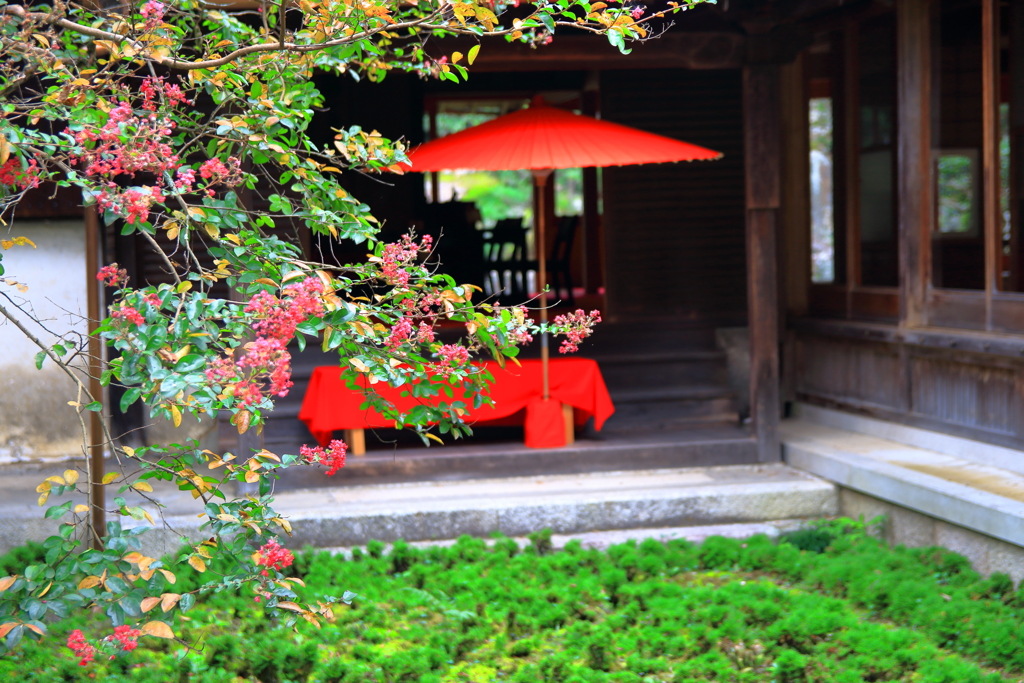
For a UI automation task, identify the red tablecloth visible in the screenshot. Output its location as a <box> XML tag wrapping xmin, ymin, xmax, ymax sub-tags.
<box><xmin>298</xmin><ymin>358</ymin><xmax>615</xmax><ymax>449</ymax></box>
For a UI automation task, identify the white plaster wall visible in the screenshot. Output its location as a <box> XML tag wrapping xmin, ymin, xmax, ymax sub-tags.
<box><xmin>0</xmin><ymin>220</ymin><xmax>89</xmax><ymax>463</ymax></box>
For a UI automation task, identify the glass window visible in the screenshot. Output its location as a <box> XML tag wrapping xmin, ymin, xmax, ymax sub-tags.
<box><xmin>858</xmin><ymin>15</ymin><xmax>899</xmax><ymax>288</ymax></box>
<box><xmin>810</xmin><ymin>97</ymin><xmax>835</xmax><ymax>282</ymax></box>
<box><xmin>931</xmin><ymin>0</ymin><xmax>985</xmax><ymax>290</ymax></box>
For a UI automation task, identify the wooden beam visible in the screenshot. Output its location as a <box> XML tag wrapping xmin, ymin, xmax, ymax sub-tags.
<box><xmin>743</xmin><ymin>64</ymin><xmax>782</xmax><ymax>463</ymax></box>
<box><xmin>779</xmin><ymin>54</ymin><xmax>810</xmax><ymax>318</ymax></box>
<box><xmin>440</xmin><ymin>33</ymin><xmax>745</xmax><ymax>73</ymax></box>
<box><xmin>896</xmin><ymin>0</ymin><xmax>932</xmax><ymax>328</ymax></box>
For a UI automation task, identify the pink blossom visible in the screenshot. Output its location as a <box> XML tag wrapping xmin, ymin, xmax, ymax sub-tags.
<box><xmin>96</xmin><ymin>264</ymin><xmax>128</xmax><ymax>287</ymax></box>
<box><xmin>630</xmin><ymin>5</ymin><xmax>644</xmax><ymax>19</ymax></box>
<box><xmin>0</xmin><ymin>158</ymin><xmax>40</xmax><ymax>189</ymax></box>
<box><xmin>300</xmin><ymin>439</ymin><xmax>347</xmax><ymax>476</ymax></box>
<box><xmin>111</xmin><ymin>305</ymin><xmax>144</xmax><ymax>327</ymax></box>
<box><xmin>553</xmin><ymin>309</ymin><xmax>601</xmax><ymax>354</ymax></box>
<box><xmin>386</xmin><ymin>318</ymin><xmax>413</xmax><ymax>349</ymax></box>
<box><xmin>430</xmin><ymin>344</ymin><xmax>470</xmax><ymax>378</ymax></box>
<box><xmin>67</xmin><ymin>630</ymin><xmax>95</xmax><ymax>666</ymax></box>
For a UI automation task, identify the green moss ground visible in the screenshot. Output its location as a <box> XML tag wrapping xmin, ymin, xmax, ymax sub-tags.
<box><xmin>2</xmin><ymin>520</ymin><xmax>1024</xmax><ymax>682</ymax></box>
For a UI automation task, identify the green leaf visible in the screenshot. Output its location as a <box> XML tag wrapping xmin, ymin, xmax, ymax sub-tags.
<box><xmin>105</xmin><ymin>576</ymin><xmax>130</xmax><ymax>594</ymax></box>
<box><xmin>84</xmin><ymin>401</ymin><xmax>102</xmax><ymax>412</ymax></box>
<box><xmin>120</xmin><ymin>387</ymin><xmax>142</xmax><ymax>413</ymax></box>
<box><xmin>44</xmin><ymin>501</ymin><xmax>73</xmax><ymax>520</ymax></box>
<box><xmin>34</xmin><ymin>351</ymin><xmax>45</xmax><ymax>370</ymax></box>
<box><xmin>179</xmin><ymin>593</ymin><xmax>196</xmax><ymax>612</ymax></box>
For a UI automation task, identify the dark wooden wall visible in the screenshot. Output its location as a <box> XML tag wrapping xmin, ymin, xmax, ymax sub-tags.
<box><xmin>794</xmin><ymin>320</ymin><xmax>1024</xmax><ymax>449</ymax></box>
<box><xmin>600</xmin><ymin>68</ymin><xmax>747</xmax><ymax>324</ymax></box>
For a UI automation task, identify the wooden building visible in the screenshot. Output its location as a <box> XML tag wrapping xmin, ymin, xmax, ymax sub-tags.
<box><xmin>6</xmin><ymin>0</ymin><xmax>1024</xmax><ymax>496</ymax></box>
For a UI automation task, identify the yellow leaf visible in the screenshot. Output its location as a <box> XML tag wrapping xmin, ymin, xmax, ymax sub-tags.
<box><xmin>425</xmin><ymin>432</ymin><xmax>444</xmax><ymax>445</ymax></box>
<box><xmin>35</xmin><ymin>482</ymin><xmax>50</xmax><ymax>494</ymax></box>
<box><xmin>141</xmin><ymin>596</ymin><xmax>161</xmax><ymax>613</ymax></box>
<box><xmin>141</xmin><ymin>621</ymin><xmax>175</xmax><ymax>639</ymax></box>
<box><xmin>255</xmin><ymin>449</ymin><xmax>280</xmax><ymax>462</ymax></box>
<box><xmin>123</xmin><ymin>552</ymin><xmax>144</xmax><ymax>563</ymax></box>
<box><xmin>244</xmin><ymin>521</ymin><xmax>262</xmax><ymax>535</ymax></box>
<box><xmin>160</xmin><ymin>593</ymin><xmax>181</xmax><ymax>612</ymax></box>
<box><xmin>133</xmin><ymin>481</ymin><xmax>153</xmax><ymax>493</ymax></box>
<box><xmin>24</xmin><ymin>623</ymin><xmax>45</xmax><ymax>636</ymax></box>
<box><xmin>216</xmin><ymin>513</ymin><xmax>240</xmax><ymax>523</ymax></box>
<box><xmin>159</xmin><ymin>569</ymin><xmax>176</xmax><ymax>585</ymax></box>
<box><xmin>0</xmin><ymin>134</ymin><xmax>8</xmax><ymax>166</ymax></box>
<box><xmin>143</xmin><ymin>509</ymin><xmax>155</xmax><ymax>524</ymax></box>
<box><xmin>74</xmin><ymin>504</ymin><xmax>89</xmax><ymax>514</ymax></box>
<box><xmin>171</xmin><ymin>405</ymin><xmax>182</xmax><ymax>428</ymax></box>
<box><xmin>244</xmin><ymin>470</ymin><xmax>259</xmax><ymax>484</ymax></box>
<box><xmin>102</xmin><ymin>472</ymin><xmax>118</xmax><ymax>485</ymax></box>
<box><xmin>37</xmin><ymin>492</ymin><xmax>48</xmax><ymax>507</ymax></box>
<box><xmin>187</xmin><ymin>556</ymin><xmax>206</xmax><ymax>573</ymax></box>
<box><xmin>175</xmin><ymin>281</ymin><xmax>192</xmax><ymax>293</ymax></box>
<box><xmin>233</xmin><ymin>409</ymin><xmax>251</xmax><ymax>435</ymax></box>
<box><xmin>46</xmin><ymin>475</ymin><xmax>66</xmax><ymax>486</ymax></box>
<box><xmin>253</xmin><ymin>278</ymin><xmax>278</xmax><ymax>287</ymax></box>
<box><xmin>468</xmin><ymin>44</ymin><xmax>480</xmax><ymax>65</ymax></box>
<box><xmin>0</xmin><ymin>576</ymin><xmax>16</xmax><ymax>592</ymax></box>
<box><xmin>78</xmin><ymin>576</ymin><xmax>102</xmax><ymax>590</ymax></box>
<box><xmin>276</xmin><ymin>601</ymin><xmax>304</xmax><ymax>612</ymax></box>
<box><xmin>122</xmin><ymin>446</ymin><xmax>136</xmax><ymax>458</ymax></box>
<box><xmin>187</xmin><ymin>206</ymin><xmax>206</xmax><ymax>218</ymax></box>
<box><xmin>63</xmin><ymin>470</ymin><xmax>80</xmax><ymax>485</ymax></box>
<box><xmin>272</xmin><ymin>517</ymin><xmax>293</xmax><ymax>535</ymax></box>
<box><xmin>196</xmin><ymin>545</ymin><xmax>212</xmax><ymax>559</ymax></box>
<box><xmin>451</xmin><ymin>51</ymin><xmax>463</xmax><ymax>64</ymax></box>
<box><xmin>350</xmin><ymin>358</ymin><xmax>370</xmax><ymax>373</ymax></box>
<box><xmin>203</xmin><ymin>223</ymin><xmax>220</xmax><ymax>239</ymax></box>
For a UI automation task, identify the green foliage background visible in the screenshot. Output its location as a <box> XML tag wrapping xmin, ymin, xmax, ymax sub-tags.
<box><xmin>3</xmin><ymin>521</ymin><xmax>1023</xmax><ymax>682</ymax></box>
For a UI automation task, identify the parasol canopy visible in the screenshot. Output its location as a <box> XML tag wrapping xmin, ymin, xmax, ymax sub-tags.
<box><xmin>404</xmin><ymin>97</ymin><xmax>722</xmax><ymax>172</ymax></box>
<box><xmin>402</xmin><ymin>97</ymin><xmax>721</xmax><ymax>441</ymax></box>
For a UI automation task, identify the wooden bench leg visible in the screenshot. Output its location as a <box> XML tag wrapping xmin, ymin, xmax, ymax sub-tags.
<box><xmin>562</xmin><ymin>403</ymin><xmax>575</xmax><ymax>446</ymax></box>
<box><xmin>343</xmin><ymin>428</ymin><xmax>366</xmax><ymax>456</ymax></box>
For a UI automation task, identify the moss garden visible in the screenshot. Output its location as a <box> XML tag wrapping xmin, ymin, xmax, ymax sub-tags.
<box><xmin>3</xmin><ymin>519</ymin><xmax>1024</xmax><ymax>683</ymax></box>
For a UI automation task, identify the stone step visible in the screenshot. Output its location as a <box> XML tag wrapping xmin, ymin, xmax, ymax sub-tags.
<box><xmin>323</xmin><ymin>519</ymin><xmax>813</xmax><ymax>556</ymax></box>
<box><xmin>782</xmin><ymin>404</ymin><xmax>1024</xmax><ymax>550</ymax></box>
<box><xmin>166</xmin><ymin>464</ymin><xmax>837</xmax><ymax>552</ymax></box>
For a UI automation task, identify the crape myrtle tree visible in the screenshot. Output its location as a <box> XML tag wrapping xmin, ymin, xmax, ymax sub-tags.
<box><xmin>0</xmin><ymin>0</ymin><xmax>706</xmax><ymax>662</ymax></box>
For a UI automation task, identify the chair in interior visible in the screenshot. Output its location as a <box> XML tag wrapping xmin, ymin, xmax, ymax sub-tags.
<box><xmin>548</xmin><ymin>215</ymin><xmax>579</xmax><ymax>307</ymax></box>
<box><xmin>482</xmin><ymin>218</ymin><xmax>534</xmax><ymax>304</ymax></box>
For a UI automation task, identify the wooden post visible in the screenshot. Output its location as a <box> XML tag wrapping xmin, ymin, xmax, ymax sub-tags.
<box><xmin>581</xmin><ymin>87</ymin><xmax>603</xmax><ymax>296</ymax></box>
<box><xmin>981</xmin><ymin>0</ymin><xmax>999</xmax><ymax>326</ymax></box>
<box><xmin>562</xmin><ymin>404</ymin><xmax>575</xmax><ymax>446</ymax></box>
<box><xmin>743</xmin><ymin>64</ymin><xmax>782</xmax><ymax>463</ymax></box>
<box><xmin>343</xmin><ymin>428</ymin><xmax>366</xmax><ymax>456</ymax></box>
<box><xmin>84</xmin><ymin>207</ymin><xmax>106</xmax><ymax>548</ymax></box>
<box><xmin>896</xmin><ymin>0</ymin><xmax>932</xmax><ymax>328</ymax></box>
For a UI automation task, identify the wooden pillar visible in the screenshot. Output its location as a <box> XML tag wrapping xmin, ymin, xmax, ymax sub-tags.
<box><xmin>743</xmin><ymin>64</ymin><xmax>782</xmax><ymax>463</ymax></box>
<box><xmin>896</xmin><ymin>0</ymin><xmax>932</xmax><ymax>328</ymax></box>
<box><xmin>981</xmin><ymin>0</ymin><xmax>999</xmax><ymax>326</ymax></box>
<box><xmin>84</xmin><ymin>208</ymin><xmax>106</xmax><ymax>547</ymax></box>
<box><xmin>581</xmin><ymin>87</ymin><xmax>603</xmax><ymax>295</ymax></box>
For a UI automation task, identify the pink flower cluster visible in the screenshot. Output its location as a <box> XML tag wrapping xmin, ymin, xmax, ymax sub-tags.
<box><xmin>97</xmin><ymin>263</ymin><xmax>128</xmax><ymax>287</ymax></box>
<box><xmin>66</xmin><ymin>626</ymin><xmax>142</xmax><ymax>666</ymax></box>
<box><xmin>73</xmin><ymin>103</ymin><xmax>178</xmax><ymax>178</ymax></box>
<box><xmin>630</xmin><ymin>4</ymin><xmax>645</xmax><ymax>19</ymax></box>
<box><xmin>107</xmin><ymin>625</ymin><xmax>142</xmax><ymax>653</ymax></box>
<box><xmin>140</xmin><ymin>0</ymin><xmax>165</xmax><ymax>29</ymax></box>
<box><xmin>94</xmin><ymin>184</ymin><xmax>164</xmax><ymax>225</ymax></box>
<box><xmin>300</xmin><ymin>438</ymin><xmax>347</xmax><ymax>476</ymax></box>
<box><xmin>553</xmin><ymin>309</ymin><xmax>602</xmax><ymax>354</ymax></box>
<box><xmin>67</xmin><ymin>630</ymin><xmax>95</xmax><ymax>666</ymax></box>
<box><xmin>111</xmin><ymin>304</ymin><xmax>145</xmax><ymax>327</ymax></box>
<box><xmin>205</xmin><ymin>278</ymin><xmax>326</xmax><ymax>408</ymax></box>
<box><xmin>430</xmin><ymin>343</ymin><xmax>470</xmax><ymax>378</ymax></box>
<box><xmin>140</xmin><ymin>75</ymin><xmax>189</xmax><ymax>111</ymax></box>
<box><xmin>0</xmin><ymin>158</ymin><xmax>40</xmax><ymax>190</ymax></box>
<box><xmin>254</xmin><ymin>539</ymin><xmax>295</xmax><ymax>576</ymax></box>
<box><xmin>381</xmin><ymin>233</ymin><xmax>432</xmax><ymax>286</ymax></box>
<box><xmin>198</xmin><ymin>157</ymin><xmax>243</xmax><ymax>195</ymax></box>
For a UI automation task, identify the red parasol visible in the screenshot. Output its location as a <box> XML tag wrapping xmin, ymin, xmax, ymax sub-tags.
<box><xmin>404</xmin><ymin>97</ymin><xmax>721</xmax><ymax>440</ymax></box>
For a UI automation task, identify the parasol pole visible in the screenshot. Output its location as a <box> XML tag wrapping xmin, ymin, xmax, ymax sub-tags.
<box><xmin>532</xmin><ymin>168</ymin><xmax>553</xmax><ymax>400</ymax></box>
